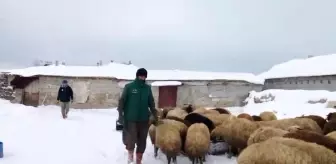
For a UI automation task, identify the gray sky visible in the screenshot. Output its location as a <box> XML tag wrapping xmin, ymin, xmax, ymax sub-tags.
<box><xmin>1</xmin><ymin>0</ymin><xmax>336</xmax><ymax>73</ymax></box>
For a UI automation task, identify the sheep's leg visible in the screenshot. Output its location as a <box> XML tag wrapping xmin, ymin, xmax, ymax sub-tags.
<box><xmin>154</xmin><ymin>146</ymin><xmax>159</xmax><ymax>158</ymax></box>
<box><xmin>202</xmin><ymin>155</ymin><xmax>206</xmax><ymax>162</ymax></box>
<box><xmin>227</xmin><ymin>145</ymin><xmax>233</xmax><ymax>159</ymax></box>
<box><xmin>173</xmin><ymin>156</ymin><xmax>177</xmax><ymax>164</ymax></box>
<box><xmin>199</xmin><ymin>157</ymin><xmax>203</xmax><ymax>164</ymax></box>
<box><xmin>191</xmin><ymin>157</ymin><xmax>195</xmax><ymax>164</ymax></box>
<box><xmin>166</xmin><ymin>155</ymin><xmax>172</xmax><ymax>164</ymax></box>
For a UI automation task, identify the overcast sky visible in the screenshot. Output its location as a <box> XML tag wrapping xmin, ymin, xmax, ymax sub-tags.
<box><xmin>1</xmin><ymin>0</ymin><xmax>336</xmax><ymax>73</ymax></box>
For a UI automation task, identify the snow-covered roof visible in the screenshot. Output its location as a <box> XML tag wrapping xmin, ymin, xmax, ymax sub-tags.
<box><xmin>151</xmin><ymin>81</ymin><xmax>182</xmax><ymax>86</ymax></box>
<box><xmin>6</xmin><ymin>63</ymin><xmax>264</xmax><ymax>84</ymax></box>
<box><xmin>259</xmin><ymin>54</ymin><xmax>336</xmax><ymax>79</ymax></box>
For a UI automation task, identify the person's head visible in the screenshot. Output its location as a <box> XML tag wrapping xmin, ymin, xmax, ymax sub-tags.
<box><xmin>136</xmin><ymin>68</ymin><xmax>147</xmax><ymax>81</ymax></box>
<box><xmin>61</xmin><ymin>79</ymin><xmax>68</xmax><ymax>87</ymax></box>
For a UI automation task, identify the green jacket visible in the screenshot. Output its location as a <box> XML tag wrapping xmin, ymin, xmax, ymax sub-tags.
<box><xmin>118</xmin><ymin>78</ymin><xmax>157</xmax><ymax>122</ymax></box>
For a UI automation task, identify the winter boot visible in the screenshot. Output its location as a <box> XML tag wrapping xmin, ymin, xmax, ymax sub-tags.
<box><xmin>127</xmin><ymin>150</ymin><xmax>134</xmax><ymax>163</ymax></box>
<box><xmin>136</xmin><ymin>153</ymin><xmax>143</xmax><ymax>164</ymax></box>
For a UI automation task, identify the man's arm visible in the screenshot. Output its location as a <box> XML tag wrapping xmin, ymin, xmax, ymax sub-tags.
<box><xmin>68</xmin><ymin>87</ymin><xmax>74</xmax><ymax>101</ymax></box>
<box><xmin>57</xmin><ymin>88</ymin><xmax>61</xmax><ymax>101</ymax></box>
<box><xmin>148</xmin><ymin>87</ymin><xmax>157</xmax><ymax>118</ymax></box>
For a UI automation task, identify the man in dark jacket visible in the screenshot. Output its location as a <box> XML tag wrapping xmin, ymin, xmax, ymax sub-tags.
<box><xmin>57</xmin><ymin>80</ymin><xmax>74</xmax><ymax>119</ymax></box>
<box><xmin>117</xmin><ymin>68</ymin><xmax>158</xmax><ymax>164</ymax></box>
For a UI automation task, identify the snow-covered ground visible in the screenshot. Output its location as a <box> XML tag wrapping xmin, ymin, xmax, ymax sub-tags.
<box><xmin>0</xmin><ymin>100</ymin><xmax>236</xmax><ymax>164</ymax></box>
<box><xmin>1</xmin><ymin>89</ymin><xmax>336</xmax><ymax>164</ymax></box>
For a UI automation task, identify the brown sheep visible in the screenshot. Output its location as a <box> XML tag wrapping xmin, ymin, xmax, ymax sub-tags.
<box><xmin>257</xmin><ymin>118</ymin><xmax>322</xmax><ymax>134</ymax></box>
<box><xmin>237</xmin><ymin>113</ymin><xmax>253</xmax><ymax>121</ymax></box>
<box><xmin>323</xmin><ymin>119</ymin><xmax>336</xmax><ymax>134</ymax></box>
<box><xmin>203</xmin><ymin>113</ymin><xmax>237</xmax><ymax>127</ymax></box>
<box><xmin>283</xmin><ymin>128</ymin><xmax>336</xmax><ymax>153</ymax></box>
<box><xmin>259</xmin><ymin>111</ymin><xmax>277</xmax><ymax>121</ymax></box>
<box><xmin>237</xmin><ymin>137</ymin><xmax>336</xmax><ymax>164</ymax></box>
<box><xmin>252</xmin><ymin>115</ymin><xmax>262</xmax><ymax>121</ymax></box>
<box><xmin>326</xmin><ymin>131</ymin><xmax>336</xmax><ymax>140</ymax></box>
<box><xmin>209</xmin><ymin>107</ymin><xmax>231</xmax><ymax>114</ymax></box>
<box><xmin>150</xmin><ymin>118</ymin><xmax>188</xmax><ymax>158</ymax></box>
<box><xmin>297</xmin><ymin>115</ymin><xmax>326</xmax><ymax>130</ymax></box>
<box><xmin>211</xmin><ymin>118</ymin><xmax>260</xmax><ymax>157</ymax></box>
<box><xmin>182</xmin><ymin>104</ymin><xmax>194</xmax><ymax>114</ymax></box>
<box><xmin>162</xmin><ymin>107</ymin><xmax>174</xmax><ymax>119</ymax></box>
<box><xmin>247</xmin><ymin>126</ymin><xmax>288</xmax><ymax>146</ymax></box>
<box><xmin>184</xmin><ymin>123</ymin><xmax>210</xmax><ymax>164</ymax></box>
<box><xmin>166</xmin><ymin>108</ymin><xmax>188</xmax><ymax>120</ymax></box>
<box><xmin>155</xmin><ymin>122</ymin><xmax>182</xmax><ymax>164</ymax></box>
<box><xmin>327</xmin><ymin>112</ymin><xmax>336</xmax><ymax>121</ymax></box>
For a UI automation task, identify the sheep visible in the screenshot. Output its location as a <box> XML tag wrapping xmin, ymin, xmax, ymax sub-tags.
<box><xmin>251</xmin><ymin>115</ymin><xmax>262</xmax><ymax>121</ymax></box>
<box><xmin>257</xmin><ymin>118</ymin><xmax>322</xmax><ymax>134</ymax></box>
<box><xmin>326</xmin><ymin>131</ymin><xmax>336</xmax><ymax>140</ymax></box>
<box><xmin>283</xmin><ymin>127</ymin><xmax>336</xmax><ymax>153</ymax></box>
<box><xmin>237</xmin><ymin>113</ymin><xmax>253</xmax><ymax>121</ymax></box>
<box><xmin>210</xmin><ymin>118</ymin><xmax>260</xmax><ymax>158</ymax></box>
<box><xmin>155</xmin><ymin>122</ymin><xmax>182</xmax><ymax>164</ymax></box>
<box><xmin>149</xmin><ymin>118</ymin><xmax>188</xmax><ymax>158</ymax></box>
<box><xmin>182</xmin><ymin>104</ymin><xmax>194</xmax><ymax>114</ymax></box>
<box><xmin>327</xmin><ymin>112</ymin><xmax>336</xmax><ymax>121</ymax></box>
<box><xmin>209</xmin><ymin>107</ymin><xmax>231</xmax><ymax>114</ymax></box>
<box><xmin>259</xmin><ymin>111</ymin><xmax>277</xmax><ymax>121</ymax></box>
<box><xmin>247</xmin><ymin>126</ymin><xmax>288</xmax><ymax>146</ymax></box>
<box><xmin>237</xmin><ymin>137</ymin><xmax>336</xmax><ymax>164</ymax></box>
<box><xmin>162</xmin><ymin>107</ymin><xmax>174</xmax><ymax>119</ymax></box>
<box><xmin>203</xmin><ymin>113</ymin><xmax>237</xmax><ymax>127</ymax></box>
<box><xmin>166</xmin><ymin>108</ymin><xmax>188</xmax><ymax>120</ymax></box>
<box><xmin>297</xmin><ymin>115</ymin><xmax>326</xmax><ymax>130</ymax></box>
<box><xmin>184</xmin><ymin>123</ymin><xmax>210</xmax><ymax>164</ymax></box>
<box><xmin>184</xmin><ymin>112</ymin><xmax>215</xmax><ymax>132</ymax></box>
<box><xmin>323</xmin><ymin>119</ymin><xmax>336</xmax><ymax>134</ymax></box>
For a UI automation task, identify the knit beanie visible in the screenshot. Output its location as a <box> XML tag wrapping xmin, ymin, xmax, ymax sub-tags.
<box><xmin>136</xmin><ymin>68</ymin><xmax>148</xmax><ymax>77</ymax></box>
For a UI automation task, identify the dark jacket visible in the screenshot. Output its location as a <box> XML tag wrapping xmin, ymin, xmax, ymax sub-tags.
<box><xmin>57</xmin><ymin>85</ymin><xmax>74</xmax><ymax>102</ymax></box>
<box><xmin>118</xmin><ymin>78</ymin><xmax>157</xmax><ymax>122</ymax></box>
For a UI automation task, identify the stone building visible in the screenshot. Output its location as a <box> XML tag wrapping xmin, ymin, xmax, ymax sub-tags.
<box><xmin>261</xmin><ymin>54</ymin><xmax>336</xmax><ymax>91</ymax></box>
<box><xmin>6</xmin><ymin>62</ymin><xmax>263</xmax><ymax>109</ymax></box>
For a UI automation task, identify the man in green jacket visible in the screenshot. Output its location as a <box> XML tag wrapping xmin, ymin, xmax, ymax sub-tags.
<box><xmin>117</xmin><ymin>68</ymin><xmax>158</xmax><ymax>164</ymax></box>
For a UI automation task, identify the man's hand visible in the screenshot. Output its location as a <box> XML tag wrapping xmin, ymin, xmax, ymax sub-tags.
<box><xmin>151</xmin><ymin>114</ymin><xmax>159</xmax><ymax>126</ymax></box>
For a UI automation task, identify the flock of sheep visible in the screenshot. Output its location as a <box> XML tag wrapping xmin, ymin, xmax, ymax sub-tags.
<box><xmin>147</xmin><ymin>105</ymin><xmax>336</xmax><ymax>164</ymax></box>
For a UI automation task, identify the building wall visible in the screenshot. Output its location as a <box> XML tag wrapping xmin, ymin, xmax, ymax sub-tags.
<box><xmin>264</xmin><ymin>75</ymin><xmax>336</xmax><ymax>91</ymax></box>
<box><xmin>176</xmin><ymin>81</ymin><xmax>263</xmax><ymax>107</ymax></box>
<box><xmin>13</xmin><ymin>76</ymin><xmax>262</xmax><ymax>108</ymax></box>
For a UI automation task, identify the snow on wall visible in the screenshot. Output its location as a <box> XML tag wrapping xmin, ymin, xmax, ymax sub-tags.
<box><xmin>151</xmin><ymin>81</ymin><xmax>182</xmax><ymax>86</ymax></box>
<box><xmin>6</xmin><ymin>63</ymin><xmax>264</xmax><ymax>84</ymax></box>
<box><xmin>259</xmin><ymin>54</ymin><xmax>336</xmax><ymax>79</ymax></box>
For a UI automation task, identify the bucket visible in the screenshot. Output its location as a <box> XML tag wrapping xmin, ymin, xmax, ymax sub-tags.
<box><xmin>0</xmin><ymin>141</ymin><xmax>3</xmax><ymax>158</ymax></box>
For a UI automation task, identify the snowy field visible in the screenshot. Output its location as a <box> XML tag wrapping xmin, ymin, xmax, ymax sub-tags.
<box><xmin>1</xmin><ymin>89</ymin><xmax>336</xmax><ymax>164</ymax></box>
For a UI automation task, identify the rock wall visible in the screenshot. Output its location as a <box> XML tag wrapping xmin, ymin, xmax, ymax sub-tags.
<box><xmin>0</xmin><ymin>73</ymin><xmax>15</xmax><ymax>101</ymax></box>
<box><xmin>12</xmin><ymin>76</ymin><xmax>262</xmax><ymax>109</ymax></box>
<box><xmin>176</xmin><ymin>81</ymin><xmax>263</xmax><ymax>107</ymax></box>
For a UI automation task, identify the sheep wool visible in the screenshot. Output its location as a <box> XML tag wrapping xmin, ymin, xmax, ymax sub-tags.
<box><xmin>297</xmin><ymin>115</ymin><xmax>326</xmax><ymax>130</ymax></box>
<box><xmin>184</xmin><ymin>123</ymin><xmax>210</xmax><ymax>164</ymax></box>
<box><xmin>211</xmin><ymin>118</ymin><xmax>260</xmax><ymax>150</ymax></box>
<box><xmin>237</xmin><ymin>113</ymin><xmax>253</xmax><ymax>121</ymax></box>
<box><xmin>259</xmin><ymin>111</ymin><xmax>277</xmax><ymax>121</ymax></box>
<box><xmin>237</xmin><ymin>137</ymin><xmax>336</xmax><ymax>164</ymax></box>
<box><xmin>155</xmin><ymin>123</ymin><xmax>182</xmax><ymax>164</ymax></box>
<box><xmin>166</xmin><ymin>108</ymin><xmax>188</xmax><ymax>120</ymax></box>
<box><xmin>326</xmin><ymin>131</ymin><xmax>336</xmax><ymax>140</ymax></box>
<box><xmin>283</xmin><ymin>129</ymin><xmax>336</xmax><ymax>153</ymax></box>
<box><xmin>247</xmin><ymin>126</ymin><xmax>288</xmax><ymax>146</ymax></box>
<box><xmin>257</xmin><ymin>118</ymin><xmax>322</xmax><ymax>134</ymax></box>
